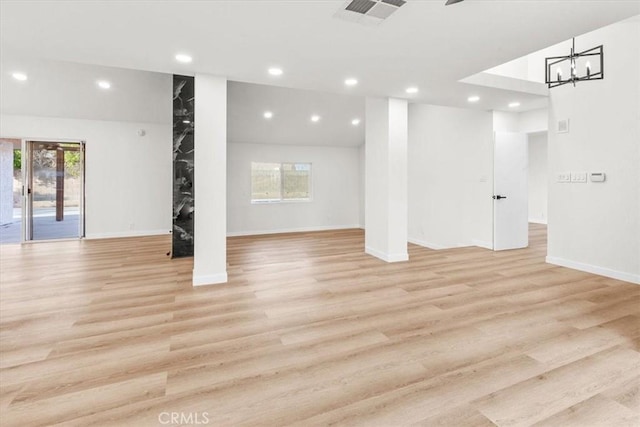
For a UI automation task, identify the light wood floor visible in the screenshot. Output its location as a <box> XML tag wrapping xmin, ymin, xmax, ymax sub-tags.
<box><xmin>0</xmin><ymin>225</ymin><xmax>638</xmax><ymax>426</ymax></box>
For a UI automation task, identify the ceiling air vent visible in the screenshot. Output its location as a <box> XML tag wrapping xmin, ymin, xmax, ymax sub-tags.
<box><xmin>335</xmin><ymin>0</ymin><xmax>407</xmax><ymax>26</ymax></box>
<box><xmin>381</xmin><ymin>0</ymin><xmax>407</xmax><ymax>7</ymax></box>
<box><xmin>345</xmin><ymin>0</ymin><xmax>377</xmax><ymax>14</ymax></box>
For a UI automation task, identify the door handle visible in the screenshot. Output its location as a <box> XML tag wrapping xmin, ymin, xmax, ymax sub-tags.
<box><xmin>492</xmin><ymin>195</ymin><xmax>507</xmax><ymax>200</ymax></box>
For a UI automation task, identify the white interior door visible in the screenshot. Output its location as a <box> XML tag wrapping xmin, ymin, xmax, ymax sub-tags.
<box><xmin>494</xmin><ymin>132</ymin><xmax>528</xmax><ymax>251</ymax></box>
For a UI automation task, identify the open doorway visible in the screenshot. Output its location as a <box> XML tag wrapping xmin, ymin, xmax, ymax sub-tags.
<box><xmin>527</xmin><ymin>131</ymin><xmax>548</xmax><ymax>225</ymax></box>
<box><xmin>0</xmin><ymin>139</ymin><xmax>85</xmax><ymax>244</ymax></box>
<box><xmin>527</xmin><ymin>131</ymin><xmax>548</xmax><ymax>251</ymax></box>
<box><xmin>26</xmin><ymin>141</ymin><xmax>85</xmax><ymax>241</ymax></box>
<box><xmin>492</xmin><ymin>130</ymin><xmax>549</xmax><ymax>253</ymax></box>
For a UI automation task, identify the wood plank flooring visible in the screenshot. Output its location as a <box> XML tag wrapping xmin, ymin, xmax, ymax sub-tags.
<box><xmin>0</xmin><ymin>224</ymin><xmax>638</xmax><ymax>426</ymax></box>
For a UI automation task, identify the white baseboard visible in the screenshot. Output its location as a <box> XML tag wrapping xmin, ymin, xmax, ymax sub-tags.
<box><xmin>472</xmin><ymin>239</ymin><xmax>493</xmax><ymax>250</ymax></box>
<box><xmin>86</xmin><ymin>229</ymin><xmax>170</xmax><ymax>240</ymax></box>
<box><xmin>407</xmin><ymin>237</ymin><xmax>446</xmax><ymax>250</ymax></box>
<box><xmin>192</xmin><ymin>272</ymin><xmax>228</xmax><ymax>286</ymax></box>
<box><xmin>365</xmin><ymin>246</ymin><xmax>409</xmax><ymax>263</ymax></box>
<box><xmin>546</xmin><ymin>256</ymin><xmax>640</xmax><ymax>285</ymax></box>
<box><xmin>408</xmin><ymin>238</ymin><xmax>476</xmax><ymax>250</ymax></box>
<box><xmin>227</xmin><ymin>224</ymin><xmax>361</xmax><ymax>237</ymax></box>
<box><xmin>529</xmin><ymin>217</ymin><xmax>548</xmax><ymax>225</ymax></box>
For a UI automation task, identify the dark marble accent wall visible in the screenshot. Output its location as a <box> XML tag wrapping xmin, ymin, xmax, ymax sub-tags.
<box><xmin>172</xmin><ymin>75</ymin><xmax>195</xmax><ymax>258</ymax></box>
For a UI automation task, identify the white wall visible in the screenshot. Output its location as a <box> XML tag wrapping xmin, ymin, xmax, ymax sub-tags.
<box><xmin>358</xmin><ymin>144</ymin><xmax>365</xmax><ymax>228</ymax></box>
<box><xmin>0</xmin><ymin>114</ymin><xmax>172</xmax><ymax>238</ymax></box>
<box><xmin>493</xmin><ymin>111</ymin><xmax>520</xmax><ymax>132</ymax></box>
<box><xmin>385</xmin><ymin>98</ymin><xmax>409</xmax><ymax>261</ymax></box>
<box><xmin>365</xmin><ymin>98</ymin><xmax>390</xmax><ymax>256</ymax></box>
<box><xmin>485</xmin><ymin>56</ymin><xmax>530</xmax><ymax>80</ymax></box>
<box><xmin>364</xmin><ymin>97</ymin><xmax>408</xmax><ymax>262</ymax></box>
<box><xmin>0</xmin><ymin>58</ymin><xmax>171</xmax><ymax>124</ymax></box>
<box><xmin>193</xmin><ymin>74</ymin><xmax>227</xmax><ymax>285</ymax></box>
<box><xmin>547</xmin><ymin>18</ymin><xmax>640</xmax><ymax>283</ymax></box>
<box><xmin>519</xmin><ymin>108</ymin><xmax>548</xmax><ymax>133</ymax></box>
<box><xmin>227</xmin><ymin>142</ymin><xmax>361</xmax><ymax>236</ymax></box>
<box><xmin>493</xmin><ymin>111</ymin><xmax>550</xmax><ymax>225</ymax></box>
<box><xmin>495</xmin><ymin>109</ymin><xmax>549</xmax><ymax>135</ymax></box>
<box><xmin>528</xmin><ymin>132</ymin><xmax>548</xmax><ymax>224</ymax></box>
<box><xmin>0</xmin><ymin>62</ymin><xmax>173</xmax><ymax>239</ymax></box>
<box><xmin>227</xmin><ymin>82</ymin><xmax>364</xmax><ymax>147</ymax></box>
<box><xmin>408</xmin><ymin>104</ymin><xmax>494</xmax><ymax>249</ymax></box>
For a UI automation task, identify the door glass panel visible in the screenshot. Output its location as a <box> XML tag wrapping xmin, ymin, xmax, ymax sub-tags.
<box><xmin>30</xmin><ymin>142</ymin><xmax>83</xmax><ymax>240</ymax></box>
<box><xmin>0</xmin><ymin>138</ymin><xmax>22</xmax><ymax>244</ymax></box>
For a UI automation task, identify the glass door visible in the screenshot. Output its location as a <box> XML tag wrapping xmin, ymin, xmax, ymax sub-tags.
<box><xmin>0</xmin><ymin>138</ymin><xmax>23</xmax><ymax>244</ymax></box>
<box><xmin>26</xmin><ymin>141</ymin><xmax>85</xmax><ymax>241</ymax></box>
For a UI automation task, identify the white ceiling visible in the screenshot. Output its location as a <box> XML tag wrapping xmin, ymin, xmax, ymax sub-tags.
<box><xmin>1</xmin><ymin>0</ymin><xmax>638</xmax><ymax>113</ymax></box>
<box><xmin>0</xmin><ymin>55</ymin><xmax>364</xmax><ymax>146</ymax></box>
<box><xmin>228</xmin><ymin>82</ymin><xmax>365</xmax><ymax>147</ymax></box>
<box><xmin>0</xmin><ymin>57</ymin><xmax>171</xmax><ymax>124</ymax></box>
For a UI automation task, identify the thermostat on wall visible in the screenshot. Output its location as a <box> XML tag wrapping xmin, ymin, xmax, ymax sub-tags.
<box><xmin>590</xmin><ymin>172</ymin><xmax>606</xmax><ymax>182</ymax></box>
<box><xmin>557</xmin><ymin>119</ymin><xmax>570</xmax><ymax>133</ymax></box>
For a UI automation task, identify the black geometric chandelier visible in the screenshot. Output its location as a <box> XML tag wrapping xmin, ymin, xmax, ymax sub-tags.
<box><xmin>545</xmin><ymin>38</ymin><xmax>604</xmax><ymax>88</ymax></box>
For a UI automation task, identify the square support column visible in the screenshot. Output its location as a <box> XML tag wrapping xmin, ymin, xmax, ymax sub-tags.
<box><xmin>193</xmin><ymin>74</ymin><xmax>228</xmax><ymax>285</ymax></box>
<box><xmin>365</xmin><ymin>97</ymin><xmax>408</xmax><ymax>262</ymax></box>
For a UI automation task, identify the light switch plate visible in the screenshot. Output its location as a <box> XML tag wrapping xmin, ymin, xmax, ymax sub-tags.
<box><xmin>571</xmin><ymin>172</ymin><xmax>587</xmax><ymax>183</ymax></box>
<box><xmin>557</xmin><ymin>172</ymin><xmax>571</xmax><ymax>183</ymax></box>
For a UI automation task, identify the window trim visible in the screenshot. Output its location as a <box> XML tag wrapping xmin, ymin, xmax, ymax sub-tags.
<box><xmin>250</xmin><ymin>162</ymin><xmax>313</xmax><ymax>204</ymax></box>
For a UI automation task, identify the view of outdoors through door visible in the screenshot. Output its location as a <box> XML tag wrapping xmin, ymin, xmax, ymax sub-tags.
<box><xmin>0</xmin><ymin>138</ymin><xmax>22</xmax><ymax>243</ymax></box>
<box><xmin>29</xmin><ymin>142</ymin><xmax>84</xmax><ymax>241</ymax></box>
<box><xmin>0</xmin><ymin>140</ymin><xmax>84</xmax><ymax>244</ymax></box>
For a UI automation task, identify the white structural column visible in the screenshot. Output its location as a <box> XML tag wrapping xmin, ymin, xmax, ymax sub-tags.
<box><xmin>365</xmin><ymin>97</ymin><xmax>408</xmax><ymax>262</ymax></box>
<box><xmin>193</xmin><ymin>74</ymin><xmax>228</xmax><ymax>285</ymax></box>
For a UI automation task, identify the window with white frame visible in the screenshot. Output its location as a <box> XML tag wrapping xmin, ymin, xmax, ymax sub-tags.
<box><xmin>251</xmin><ymin>162</ymin><xmax>312</xmax><ymax>203</ymax></box>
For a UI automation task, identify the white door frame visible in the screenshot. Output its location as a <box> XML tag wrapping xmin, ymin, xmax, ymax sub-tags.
<box><xmin>22</xmin><ymin>139</ymin><xmax>86</xmax><ymax>242</ymax></box>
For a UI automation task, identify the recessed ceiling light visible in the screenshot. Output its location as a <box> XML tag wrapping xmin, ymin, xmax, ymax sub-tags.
<box><xmin>12</xmin><ymin>72</ymin><xmax>27</xmax><ymax>81</ymax></box>
<box><xmin>405</xmin><ymin>87</ymin><xmax>419</xmax><ymax>94</ymax></box>
<box><xmin>352</xmin><ymin>119</ymin><xmax>361</xmax><ymax>126</ymax></box>
<box><xmin>175</xmin><ymin>54</ymin><xmax>193</xmax><ymax>63</ymax></box>
<box><xmin>97</xmin><ymin>80</ymin><xmax>111</xmax><ymax>89</ymax></box>
<box><xmin>263</xmin><ymin>111</ymin><xmax>273</xmax><ymax>119</ymax></box>
<box><xmin>468</xmin><ymin>95</ymin><xmax>480</xmax><ymax>103</ymax></box>
<box><xmin>508</xmin><ymin>102</ymin><xmax>521</xmax><ymax>108</ymax></box>
<box><xmin>345</xmin><ymin>78</ymin><xmax>358</xmax><ymax>86</ymax></box>
<box><xmin>183</xmin><ymin>120</ymin><xmax>191</xmax><ymax>124</ymax></box>
<box><xmin>268</xmin><ymin>67</ymin><xmax>283</xmax><ymax>76</ymax></box>
<box><xmin>311</xmin><ymin>115</ymin><xmax>321</xmax><ymax>122</ymax></box>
